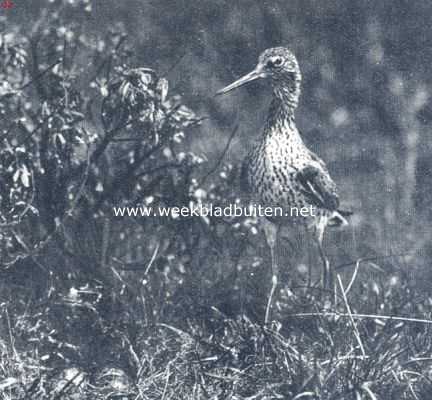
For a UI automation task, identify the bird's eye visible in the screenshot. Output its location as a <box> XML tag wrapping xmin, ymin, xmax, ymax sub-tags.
<box><xmin>266</xmin><ymin>57</ymin><xmax>283</xmax><ymax>68</ymax></box>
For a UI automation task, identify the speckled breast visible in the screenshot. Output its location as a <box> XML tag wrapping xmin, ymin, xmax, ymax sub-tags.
<box><xmin>244</xmin><ymin>129</ymin><xmax>329</xmax><ymax>226</ymax></box>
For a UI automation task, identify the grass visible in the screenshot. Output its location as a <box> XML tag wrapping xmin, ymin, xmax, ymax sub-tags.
<box><xmin>1</xmin><ymin>257</ymin><xmax>432</xmax><ymax>400</ymax></box>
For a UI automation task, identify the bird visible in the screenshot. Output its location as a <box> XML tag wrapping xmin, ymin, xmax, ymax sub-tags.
<box><xmin>217</xmin><ymin>47</ymin><xmax>351</xmax><ymax>323</ymax></box>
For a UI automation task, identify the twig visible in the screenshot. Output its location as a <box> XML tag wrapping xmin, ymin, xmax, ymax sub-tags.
<box><xmin>19</xmin><ymin>59</ymin><xmax>62</xmax><ymax>92</ymax></box>
<box><xmin>90</xmin><ymin>35</ymin><xmax>127</xmax><ymax>83</ymax></box>
<box><xmin>292</xmin><ymin>393</ymin><xmax>316</xmax><ymax>400</ymax></box>
<box><xmin>287</xmin><ymin>312</ymin><xmax>432</xmax><ymax>325</ymax></box>
<box><xmin>403</xmin><ymin>357</ymin><xmax>432</xmax><ymax>366</ymax></box>
<box><xmin>144</xmin><ymin>243</ymin><xmax>160</xmax><ymax>275</ymax></box>
<box><xmin>52</xmin><ymin>370</ymin><xmax>84</xmax><ymax>400</ymax></box>
<box><xmin>101</xmin><ymin>218</ymin><xmax>111</xmax><ymax>269</ymax></box>
<box><xmin>199</xmin><ymin>123</ymin><xmax>238</xmax><ymax>185</ymax></box>
<box><xmin>9</xmin><ymin>229</ymin><xmax>48</xmax><ymax>272</ymax></box>
<box><xmin>361</xmin><ymin>383</ymin><xmax>378</xmax><ymax>400</ymax></box>
<box><xmin>162</xmin><ymin>44</ymin><xmax>190</xmax><ymax>76</ymax></box>
<box><xmin>134</xmin><ymin>163</ymin><xmax>182</xmax><ymax>179</ymax></box>
<box><xmin>343</xmin><ymin>257</ymin><xmax>361</xmax><ymax>296</ymax></box>
<box><xmin>335</xmin><ymin>253</ymin><xmax>411</xmax><ymax>271</ymax></box>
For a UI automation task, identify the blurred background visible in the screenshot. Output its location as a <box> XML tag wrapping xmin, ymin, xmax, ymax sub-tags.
<box><xmin>1</xmin><ymin>1</ymin><xmax>432</xmax><ymax>398</ymax></box>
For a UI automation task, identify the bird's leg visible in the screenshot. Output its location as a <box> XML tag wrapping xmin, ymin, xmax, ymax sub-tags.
<box><xmin>305</xmin><ymin>226</ymin><xmax>313</xmax><ymax>287</ymax></box>
<box><xmin>314</xmin><ymin>223</ymin><xmax>331</xmax><ymax>288</ymax></box>
<box><xmin>265</xmin><ymin>241</ymin><xmax>279</xmax><ymax>324</ymax></box>
<box><xmin>317</xmin><ymin>240</ymin><xmax>331</xmax><ymax>288</ymax></box>
<box><xmin>262</xmin><ymin>219</ymin><xmax>279</xmax><ymax>324</ymax></box>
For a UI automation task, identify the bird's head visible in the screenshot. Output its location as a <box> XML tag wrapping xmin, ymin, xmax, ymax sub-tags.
<box><xmin>217</xmin><ymin>47</ymin><xmax>301</xmax><ymax>102</ymax></box>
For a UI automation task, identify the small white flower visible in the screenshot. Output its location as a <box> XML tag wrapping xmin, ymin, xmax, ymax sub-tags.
<box><xmin>144</xmin><ymin>196</ymin><xmax>154</xmax><ymax>205</ymax></box>
<box><xmin>58</xmin><ymin>26</ymin><xmax>67</xmax><ymax>36</ymax></box>
<box><xmin>194</xmin><ymin>188</ymin><xmax>207</xmax><ymax>199</ymax></box>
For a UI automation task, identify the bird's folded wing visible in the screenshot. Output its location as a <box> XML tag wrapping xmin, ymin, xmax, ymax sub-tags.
<box><xmin>239</xmin><ymin>157</ymin><xmax>251</xmax><ymax>194</ymax></box>
<box><xmin>296</xmin><ymin>165</ymin><xmax>340</xmax><ymax>211</ymax></box>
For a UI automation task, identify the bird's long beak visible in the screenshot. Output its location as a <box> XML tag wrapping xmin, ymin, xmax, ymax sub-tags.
<box><xmin>216</xmin><ymin>67</ymin><xmax>266</xmax><ymax>95</ymax></box>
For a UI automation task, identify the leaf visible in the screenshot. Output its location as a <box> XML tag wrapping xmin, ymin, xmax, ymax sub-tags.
<box><xmin>52</xmin><ymin>63</ymin><xmax>61</xmax><ymax>75</ymax></box>
<box><xmin>120</xmin><ymin>82</ymin><xmax>131</xmax><ymax>99</ymax></box>
<box><xmin>20</xmin><ymin>165</ymin><xmax>31</xmax><ymax>188</ymax></box>
<box><xmin>12</xmin><ymin>169</ymin><xmax>20</xmax><ymax>183</ymax></box>
<box><xmin>100</xmin><ymin>85</ymin><xmax>109</xmax><ymax>97</ymax></box>
<box><xmin>55</xmin><ymin>133</ymin><xmax>66</xmax><ymax>147</ymax></box>
<box><xmin>0</xmin><ymin>81</ymin><xmax>17</xmax><ymax>97</ymax></box>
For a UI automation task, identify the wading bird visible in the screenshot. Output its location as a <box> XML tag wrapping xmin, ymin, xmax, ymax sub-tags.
<box><xmin>217</xmin><ymin>47</ymin><xmax>351</xmax><ymax>323</ymax></box>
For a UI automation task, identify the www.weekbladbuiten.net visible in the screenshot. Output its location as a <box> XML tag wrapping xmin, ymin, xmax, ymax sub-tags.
<box><xmin>113</xmin><ymin>203</ymin><xmax>317</xmax><ymax>218</ymax></box>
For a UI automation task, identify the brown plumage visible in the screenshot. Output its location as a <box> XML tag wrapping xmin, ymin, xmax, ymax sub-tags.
<box><xmin>217</xmin><ymin>47</ymin><xmax>350</xmax><ymax>322</ymax></box>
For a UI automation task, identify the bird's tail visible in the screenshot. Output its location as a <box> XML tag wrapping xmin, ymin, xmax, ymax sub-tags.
<box><xmin>328</xmin><ymin>209</ymin><xmax>353</xmax><ymax>227</ymax></box>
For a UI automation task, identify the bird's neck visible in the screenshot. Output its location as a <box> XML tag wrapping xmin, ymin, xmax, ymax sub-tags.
<box><xmin>266</xmin><ymin>73</ymin><xmax>301</xmax><ymax>131</ymax></box>
<box><xmin>264</xmin><ymin>82</ymin><xmax>302</xmax><ymax>143</ymax></box>
<box><xmin>267</xmin><ymin>96</ymin><xmax>296</xmax><ymax>126</ymax></box>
